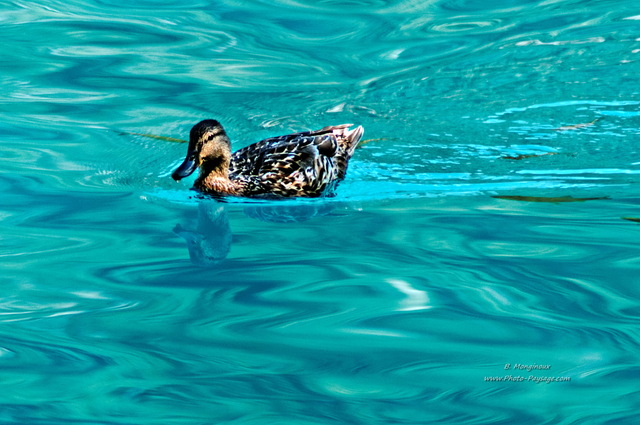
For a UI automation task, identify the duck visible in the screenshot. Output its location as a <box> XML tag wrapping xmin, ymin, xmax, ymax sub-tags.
<box><xmin>172</xmin><ymin>119</ymin><xmax>364</xmax><ymax>198</ymax></box>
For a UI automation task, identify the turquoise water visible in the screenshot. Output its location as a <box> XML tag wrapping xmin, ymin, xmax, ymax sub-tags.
<box><xmin>2</xmin><ymin>0</ymin><xmax>640</xmax><ymax>423</ymax></box>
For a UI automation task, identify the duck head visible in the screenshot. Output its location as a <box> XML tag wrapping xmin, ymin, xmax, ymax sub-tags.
<box><xmin>172</xmin><ymin>119</ymin><xmax>232</xmax><ymax>181</ymax></box>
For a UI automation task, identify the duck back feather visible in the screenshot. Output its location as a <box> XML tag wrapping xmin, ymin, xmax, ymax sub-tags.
<box><xmin>228</xmin><ymin>124</ymin><xmax>363</xmax><ymax>198</ymax></box>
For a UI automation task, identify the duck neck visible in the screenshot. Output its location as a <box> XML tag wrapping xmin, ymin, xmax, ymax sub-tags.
<box><xmin>196</xmin><ymin>157</ymin><xmax>240</xmax><ymax>194</ymax></box>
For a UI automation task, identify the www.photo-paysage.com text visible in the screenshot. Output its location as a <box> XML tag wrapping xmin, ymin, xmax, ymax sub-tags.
<box><xmin>484</xmin><ymin>363</ymin><xmax>571</xmax><ymax>383</ymax></box>
<box><xmin>484</xmin><ymin>375</ymin><xmax>571</xmax><ymax>383</ymax></box>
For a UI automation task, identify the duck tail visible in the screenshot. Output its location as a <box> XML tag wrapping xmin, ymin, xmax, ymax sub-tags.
<box><xmin>344</xmin><ymin>125</ymin><xmax>364</xmax><ymax>155</ymax></box>
<box><xmin>326</xmin><ymin>124</ymin><xmax>363</xmax><ymax>156</ymax></box>
<box><xmin>330</xmin><ymin>124</ymin><xmax>364</xmax><ymax>180</ymax></box>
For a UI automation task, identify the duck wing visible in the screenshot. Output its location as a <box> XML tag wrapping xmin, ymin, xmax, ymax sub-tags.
<box><xmin>229</xmin><ymin>124</ymin><xmax>363</xmax><ymax>197</ymax></box>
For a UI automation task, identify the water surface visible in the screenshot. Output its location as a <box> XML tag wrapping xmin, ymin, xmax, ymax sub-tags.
<box><xmin>1</xmin><ymin>0</ymin><xmax>640</xmax><ymax>423</ymax></box>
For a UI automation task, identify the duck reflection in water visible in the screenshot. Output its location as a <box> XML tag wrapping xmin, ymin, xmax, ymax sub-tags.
<box><xmin>174</xmin><ymin>200</ymin><xmax>232</xmax><ymax>266</ymax></box>
<box><xmin>174</xmin><ymin>198</ymin><xmax>336</xmax><ymax>267</ymax></box>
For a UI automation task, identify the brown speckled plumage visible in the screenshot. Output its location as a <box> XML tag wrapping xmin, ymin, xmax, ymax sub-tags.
<box><xmin>172</xmin><ymin>119</ymin><xmax>364</xmax><ymax>198</ymax></box>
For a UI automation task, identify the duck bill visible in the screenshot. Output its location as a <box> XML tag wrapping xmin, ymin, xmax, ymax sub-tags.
<box><xmin>172</xmin><ymin>152</ymin><xmax>198</xmax><ymax>181</ymax></box>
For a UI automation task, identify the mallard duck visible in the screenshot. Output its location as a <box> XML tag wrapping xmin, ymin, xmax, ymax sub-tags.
<box><xmin>172</xmin><ymin>119</ymin><xmax>364</xmax><ymax>198</ymax></box>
